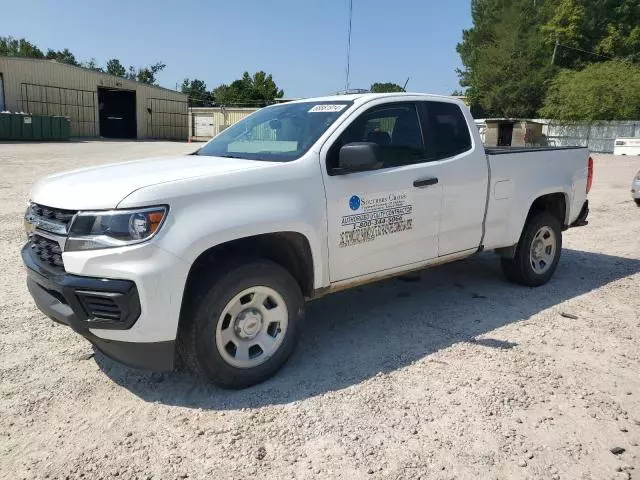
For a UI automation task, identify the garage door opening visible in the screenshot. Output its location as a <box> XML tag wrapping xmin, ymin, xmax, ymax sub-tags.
<box><xmin>98</xmin><ymin>88</ymin><xmax>137</xmax><ymax>139</ymax></box>
<box><xmin>497</xmin><ymin>122</ymin><xmax>514</xmax><ymax>147</ymax></box>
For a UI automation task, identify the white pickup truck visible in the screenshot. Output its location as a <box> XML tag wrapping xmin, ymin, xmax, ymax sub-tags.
<box><xmin>23</xmin><ymin>93</ymin><xmax>592</xmax><ymax>388</ymax></box>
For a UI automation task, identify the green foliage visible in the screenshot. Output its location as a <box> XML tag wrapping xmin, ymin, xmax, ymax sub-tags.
<box><xmin>181</xmin><ymin>79</ymin><xmax>213</xmax><ymax>106</ymax></box>
<box><xmin>542</xmin><ymin>0</ymin><xmax>640</xmax><ymax>67</ymax></box>
<box><xmin>45</xmin><ymin>48</ymin><xmax>78</xmax><ymax>66</ymax></box>
<box><xmin>128</xmin><ymin>62</ymin><xmax>166</xmax><ymax>85</ymax></box>
<box><xmin>0</xmin><ymin>36</ymin><xmax>44</xmax><ymax>57</ymax></box>
<box><xmin>457</xmin><ymin>0</ymin><xmax>640</xmax><ymax>119</ymax></box>
<box><xmin>370</xmin><ymin>82</ymin><xmax>405</xmax><ymax>93</ymax></box>
<box><xmin>81</xmin><ymin>58</ymin><xmax>103</xmax><ymax>72</ymax></box>
<box><xmin>106</xmin><ymin>59</ymin><xmax>165</xmax><ymax>85</ymax></box>
<box><xmin>212</xmin><ymin>71</ymin><xmax>284</xmax><ymax>106</ymax></box>
<box><xmin>106</xmin><ymin>58</ymin><xmax>126</xmax><ymax>77</ymax></box>
<box><xmin>457</xmin><ymin>0</ymin><xmax>554</xmax><ymax>117</ymax></box>
<box><xmin>539</xmin><ymin>60</ymin><xmax>640</xmax><ymax>120</ymax></box>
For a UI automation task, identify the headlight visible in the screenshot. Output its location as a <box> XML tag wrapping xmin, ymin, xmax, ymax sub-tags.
<box><xmin>65</xmin><ymin>206</ymin><xmax>168</xmax><ymax>252</ymax></box>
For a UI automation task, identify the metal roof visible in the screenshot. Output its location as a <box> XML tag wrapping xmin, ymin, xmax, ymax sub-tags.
<box><xmin>0</xmin><ymin>56</ymin><xmax>186</xmax><ymax>97</ymax></box>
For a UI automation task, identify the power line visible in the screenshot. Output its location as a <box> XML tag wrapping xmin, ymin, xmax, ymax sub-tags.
<box><xmin>556</xmin><ymin>42</ymin><xmax>617</xmax><ymax>61</ymax></box>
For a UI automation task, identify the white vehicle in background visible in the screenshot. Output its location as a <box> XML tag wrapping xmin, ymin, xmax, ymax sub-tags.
<box><xmin>22</xmin><ymin>92</ymin><xmax>592</xmax><ymax>388</ymax></box>
<box><xmin>632</xmin><ymin>170</ymin><xmax>640</xmax><ymax>206</ymax></box>
<box><xmin>614</xmin><ymin>138</ymin><xmax>640</xmax><ymax>156</ymax></box>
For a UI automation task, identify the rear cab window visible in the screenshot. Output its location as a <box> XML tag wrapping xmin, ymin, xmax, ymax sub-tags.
<box><xmin>419</xmin><ymin>101</ymin><xmax>472</xmax><ymax>160</ymax></box>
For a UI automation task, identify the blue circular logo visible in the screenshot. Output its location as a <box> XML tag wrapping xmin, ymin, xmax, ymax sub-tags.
<box><xmin>349</xmin><ymin>195</ymin><xmax>361</xmax><ymax>211</ymax></box>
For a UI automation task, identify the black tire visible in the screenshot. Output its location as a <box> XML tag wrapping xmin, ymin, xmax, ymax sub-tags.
<box><xmin>635</xmin><ymin>199</ymin><xmax>640</xmax><ymax>207</ymax></box>
<box><xmin>501</xmin><ymin>212</ymin><xmax>562</xmax><ymax>287</ymax></box>
<box><xmin>178</xmin><ymin>258</ymin><xmax>304</xmax><ymax>389</ymax></box>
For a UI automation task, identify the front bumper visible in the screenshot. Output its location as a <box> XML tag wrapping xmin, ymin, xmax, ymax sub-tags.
<box><xmin>22</xmin><ymin>244</ymin><xmax>176</xmax><ymax>371</ymax></box>
<box><xmin>632</xmin><ymin>180</ymin><xmax>640</xmax><ymax>199</ymax></box>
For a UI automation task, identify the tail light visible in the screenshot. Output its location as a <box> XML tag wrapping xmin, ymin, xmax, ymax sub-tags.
<box><xmin>586</xmin><ymin>156</ymin><xmax>593</xmax><ymax>194</ymax></box>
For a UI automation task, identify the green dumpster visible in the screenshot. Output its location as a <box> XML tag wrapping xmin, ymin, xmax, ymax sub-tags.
<box><xmin>11</xmin><ymin>114</ymin><xmax>23</xmax><ymax>140</ymax></box>
<box><xmin>51</xmin><ymin>116</ymin><xmax>62</xmax><ymax>140</ymax></box>
<box><xmin>60</xmin><ymin>117</ymin><xmax>71</xmax><ymax>140</ymax></box>
<box><xmin>0</xmin><ymin>114</ymin><xmax>11</xmax><ymax>139</ymax></box>
<box><xmin>41</xmin><ymin>115</ymin><xmax>52</xmax><ymax>140</ymax></box>
<box><xmin>22</xmin><ymin>116</ymin><xmax>34</xmax><ymax>140</ymax></box>
<box><xmin>31</xmin><ymin>115</ymin><xmax>43</xmax><ymax>140</ymax></box>
<box><xmin>0</xmin><ymin>113</ymin><xmax>72</xmax><ymax>140</ymax></box>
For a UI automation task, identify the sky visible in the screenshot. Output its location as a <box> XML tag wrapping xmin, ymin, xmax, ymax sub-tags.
<box><xmin>2</xmin><ymin>0</ymin><xmax>472</xmax><ymax>98</ymax></box>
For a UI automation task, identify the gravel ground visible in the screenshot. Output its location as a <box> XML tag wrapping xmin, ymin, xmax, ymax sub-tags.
<box><xmin>1</xmin><ymin>141</ymin><xmax>639</xmax><ymax>480</ymax></box>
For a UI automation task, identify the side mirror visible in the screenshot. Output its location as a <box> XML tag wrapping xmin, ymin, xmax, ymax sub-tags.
<box><xmin>338</xmin><ymin>142</ymin><xmax>383</xmax><ymax>173</ymax></box>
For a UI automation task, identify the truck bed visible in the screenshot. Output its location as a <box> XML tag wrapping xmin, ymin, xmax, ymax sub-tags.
<box><xmin>482</xmin><ymin>145</ymin><xmax>590</xmax><ymax>251</ymax></box>
<box><xmin>485</xmin><ymin>146</ymin><xmax>585</xmax><ymax>155</ymax></box>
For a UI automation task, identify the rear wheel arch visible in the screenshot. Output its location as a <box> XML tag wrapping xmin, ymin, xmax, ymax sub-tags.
<box><xmin>526</xmin><ymin>192</ymin><xmax>569</xmax><ymax>228</ymax></box>
<box><xmin>497</xmin><ymin>192</ymin><xmax>568</xmax><ymax>260</ymax></box>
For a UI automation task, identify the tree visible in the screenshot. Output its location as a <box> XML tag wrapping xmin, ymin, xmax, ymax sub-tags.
<box><xmin>456</xmin><ymin>0</ymin><xmax>554</xmax><ymax>118</ymax></box>
<box><xmin>133</xmin><ymin>62</ymin><xmax>166</xmax><ymax>85</ymax></box>
<box><xmin>106</xmin><ymin>59</ymin><xmax>165</xmax><ymax>84</ymax></box>
<box><xmin>106</xmin><ymin>58</ymin><xmax>127</xmax><ymax>77</ymax></box>
<box><xmin>45</xmin><ymin>48</ymin><xmax>78</xmax><ymax>66</ymax></box>
<box><xmin>370</xmin><ymin>82</ymin><xmax>404</xmax><ymax>93</ymax></box>
<box><xmin>212</xmin><ymin>71</ymin><xmax>284</xmax><ymax>106</ymax></box>
<box><xmin>539</xmin><ymin>60</ymin><xmax>640</xmax><ymax>121</ymax></box>
<box><xmin>0</xmin><ymin>36</ymin><xmax>44</xmax><ymax>57</ymax></box>
<box><xmin>181</xmin><ymin>79</ymin><xmax>212</xmax><ymax>106</ymax></box>
<box><xmin>81</xmin><ymin>58</ymin><xmax>103</xmax><ymax>72</ymax></box>
<box><xmin>542</xmin><ymin>0</ymin><xmax>640</xmax><ymax>67</ymax></box>
<box><xmin>457</xmin><ymin>0</ymin><xmax>640</xmax><ymax>118</ymax></box>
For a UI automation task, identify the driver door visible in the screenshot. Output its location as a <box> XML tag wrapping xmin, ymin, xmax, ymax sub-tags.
<box><xmin>321</xmin><ymin>101</ymin><xmax>443</xmax><ymax>282</ymax></box>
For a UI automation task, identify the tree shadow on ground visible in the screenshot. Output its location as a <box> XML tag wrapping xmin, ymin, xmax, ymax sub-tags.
<box><xmin>95</xmin><ymin>248</ymin><xmax>640</xmax><ymax>409</ymax></box>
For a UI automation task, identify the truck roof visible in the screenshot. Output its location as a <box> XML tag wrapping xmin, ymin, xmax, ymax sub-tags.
<box><xmin>286</xmin><ymin>92</ymin><xmax>457</xmax><ymax>105</ymax></box>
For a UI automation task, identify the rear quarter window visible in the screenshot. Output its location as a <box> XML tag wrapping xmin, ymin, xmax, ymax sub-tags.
<box><xmin>421</xmin><ymin>102</ymin><xmax>472</xmax><ymax>160</ymax></box>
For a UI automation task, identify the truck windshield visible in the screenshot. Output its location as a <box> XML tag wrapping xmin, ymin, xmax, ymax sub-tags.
<box><xmin>196</xmin><ymin>101</ymin><xmax>353</xmax><ymax>162</ymax></box>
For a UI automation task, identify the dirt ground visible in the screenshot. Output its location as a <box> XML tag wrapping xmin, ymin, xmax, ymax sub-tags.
<box><xmin>1</xmin><ymin>140</ymin><xmax>639</xmax><ymax>480</ymax></box>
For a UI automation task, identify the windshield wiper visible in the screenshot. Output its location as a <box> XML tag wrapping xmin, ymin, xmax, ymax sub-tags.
<box><xmin>218</xmin><ymin>154</ymin><xmax>243</xmax><ymax>159</ymax></box>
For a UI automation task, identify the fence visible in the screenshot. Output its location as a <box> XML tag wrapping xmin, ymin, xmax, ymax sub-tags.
<box><xmin>147</xmin><ymin>97</ymin><xmax>188</xmax><ymax>140</ymax></box>
<box><xmin>189</xmin><ymin>107</ymin><xmax>259</xmax><ymax>141</ymax></box>
<box><xmin>20</xmin><ymin>83</ymin><xmax>98</xmax><ymax>136</ymax></box>
<box><xmin>541</xmin><ymin>120</ymin><xmax>640</xmax><ymax>153</ymax></box>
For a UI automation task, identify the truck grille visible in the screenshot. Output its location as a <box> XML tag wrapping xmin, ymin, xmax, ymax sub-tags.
<box><xmin>29</xmin><ymin>203</ymin><xmax>77</xmax><ymax>227</ymax></box>
<box><xmin>29</xmin><ymin>234</ymin><xmax>65</xmax><ymax>272</ymax></box>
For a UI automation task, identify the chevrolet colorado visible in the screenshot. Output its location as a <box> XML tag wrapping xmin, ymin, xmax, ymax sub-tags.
<box><xmin>22</xmin><ymin>93</ymin><xmax>591</xmax><ymax>388</ymax></box>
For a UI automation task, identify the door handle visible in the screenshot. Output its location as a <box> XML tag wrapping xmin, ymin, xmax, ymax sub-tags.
<box><xmin>413</xmin><ymin>177</ymin><xmax>439</xmax><ymax>188</ymax></box>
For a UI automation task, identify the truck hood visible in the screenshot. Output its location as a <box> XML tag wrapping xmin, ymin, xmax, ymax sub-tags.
<box><xmin>30</xmin><ymin>155</ymin><xmax>271</xmax><ymax>210</ymax></box>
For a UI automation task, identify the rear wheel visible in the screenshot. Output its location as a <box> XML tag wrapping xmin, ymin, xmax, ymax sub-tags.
<box><xmin>501</xmin><ymin>212</ymin><xmax>562</xmax><ymax>287</ymax></box>
<box><xmin>178</xmin><ymin>259</ymin><xmax>303</xmax><ymax>389</ymax></box>
<box><xmin>635</xmin><ymin>199</ymin><xmax>640</xmax><ymax>207</ymax></box>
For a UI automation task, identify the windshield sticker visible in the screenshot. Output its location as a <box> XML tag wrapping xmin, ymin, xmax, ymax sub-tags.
<box><xmin>339</xmin><ymin>192</ymin><xmax>413</xmax><ymax>247</ymax></box>
<box><xmin>308</xmin><ymin>104</ymin><xmax>348</xmax><ymax>113</ymax></box>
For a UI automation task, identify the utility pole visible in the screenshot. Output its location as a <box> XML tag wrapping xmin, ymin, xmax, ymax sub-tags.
<box><xmin>345</xmin><ymin>0</ymin><xmax>353</xmax><ymax>91</ymax></box>
<box><xmin>551</xmin><ymin>37</ymin><xmax>559</xmax><ymax>65</ymax></box>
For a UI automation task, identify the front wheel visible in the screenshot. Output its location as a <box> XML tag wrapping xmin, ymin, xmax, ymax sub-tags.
<box><xmin>634</xmin><ymin>199</ymin><xmax>640</xmax><ymax>207</ymax></box>
<box><xmin>501</xmin><ymin>212</ymin><xmax>562</xmax><ymax>287</ymax></box>
<box><xmin>178</xmin><ymin>259</ymin><xmax>304</xmax><ymax>389</ymax></box>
